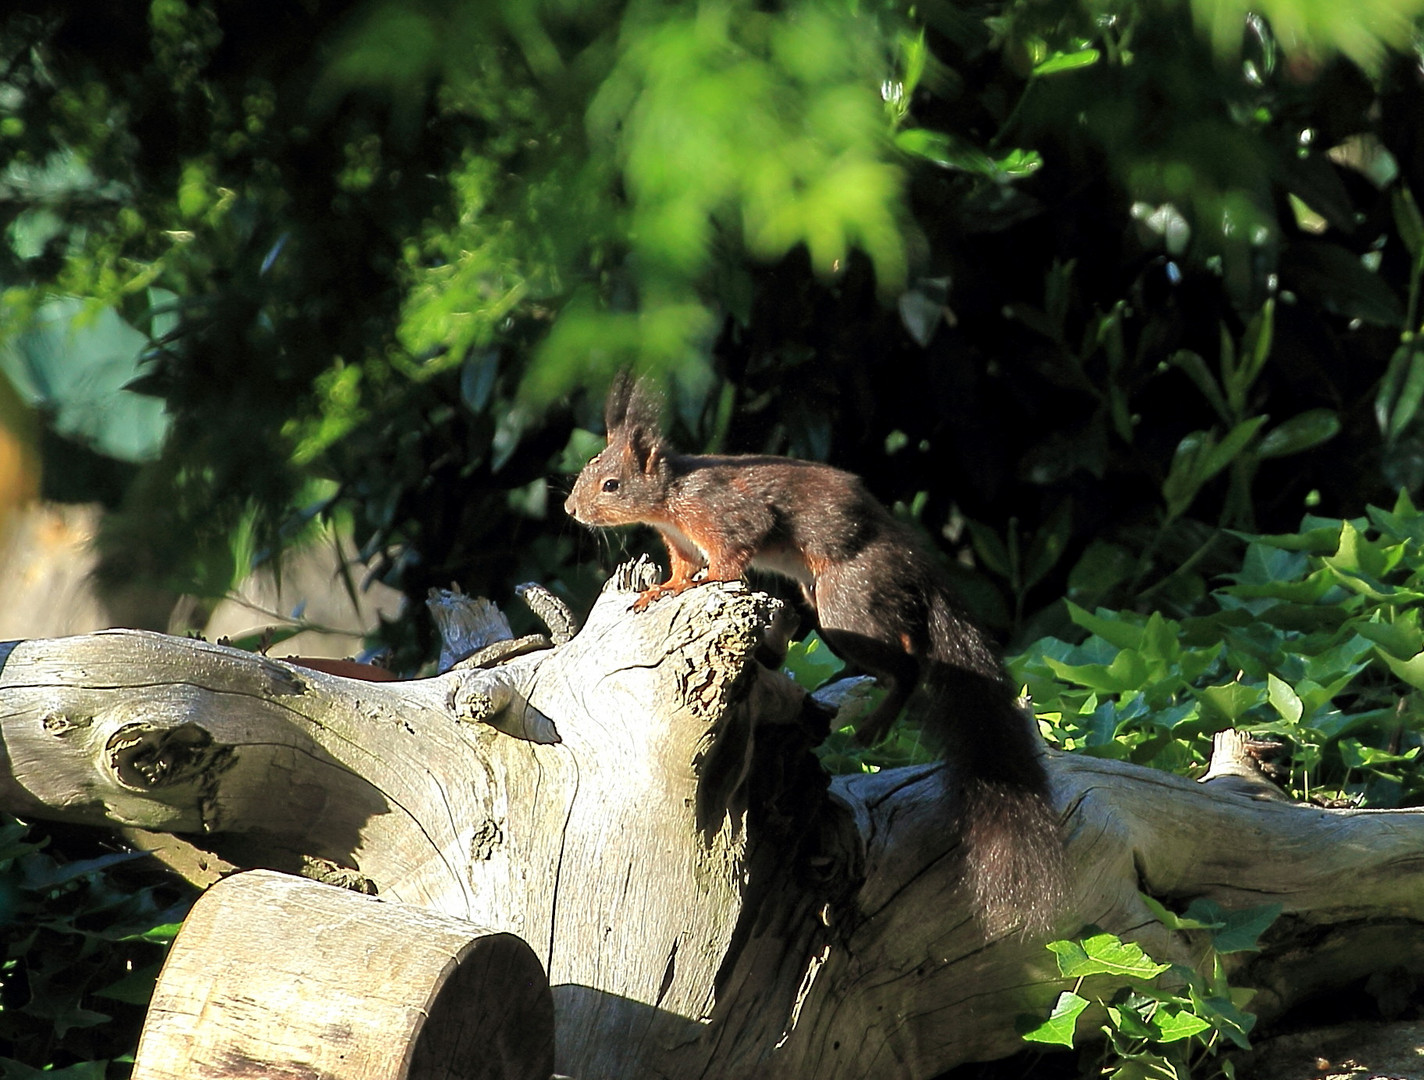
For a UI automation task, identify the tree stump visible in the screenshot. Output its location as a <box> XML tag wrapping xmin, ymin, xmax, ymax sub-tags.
<box><xmin>1</xmin><ymin>564</ymin><xmax>1423</xmax><ymax>1078</ymax></box>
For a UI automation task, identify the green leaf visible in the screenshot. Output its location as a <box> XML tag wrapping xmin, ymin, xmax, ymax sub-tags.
<box><xmin>966</xmin><ymin>519</ymin><xmax>1012</xmax><ymax>578</ymax></box>
<box><xmin>1210</xmin><ymin>903</ymin><xmax>1281</xmax><ymax>953</ymax></box>
<box><xmin>1201</xmin><ymin>416</ymin><xmax>1269</xmax><ymax>482</ymax></box>
<box><xmin>1234</xmin><ymin>520</ymin><xmax>1350</xmax><ymax>554</ymax></box>
<box><xmin>1045</xmin><ymin>648</ymin><xmax>1149</xmax><ymax>694</ymax></box>
<box><xmin>1067</xmin><ymin>541</ymin><xmax>1137</xmax><ymax>601</ymax></box>
<box><xmin>1393</xmin><ymin>186</ymin><xmax>1424</xmax><ymax>261</ymax></box>
<box><xmin>124</xmin><ymin>921</ymin><xmax>185</xmax><ymax>944</ymax></box>
<box><xmin>1140</xmin><ymin>894</ymin><xmax>1222</xmax><ymax>932</ymax></box>
<box><xmin>1256</xmin><ymin>409</ymin><xmax>1340</xmax><ymax>459</ymax></box>
<box><xmin>895</xmin><ymin>129</ymin><xmax>992</xmax><ymax>174</ymax></box>
<box><xmin>1231</xmin><ymin>300</ymin><xmax>1274</xmax><ymax>411</ymax></box>
<box><xmin>1190</xmin><ymin>988</ymin><xmax>1256</xmax><ymax>1049</ymax></box>
<box><xmin>1023</xmin><ymin>499</ymin><xmax>1074</xmax><ymax>591</ymax></box>
<box><xmin>1170</xmin><ymin>350</ymin><xmax>1230</xmax><ymax>424</ymax></box>
<box><xmin>1162</xmin><ymin>418</ymin><xmax>1267</xmax><ymax>519</ymax></box>
<box><xmin>1109</xmin><ymin>1053</ymin><xmax>1182</xmax><ymax>1080</ymax></box>
<box><xmin>996</xmin><ymin>148</ymin><xmax>1044</xmax><ymax>177</ymax></box>
<box><xmin>0</xmin><ymin>298</ymin><xmax>171</xmax><ymax>462</ymax></box>
<box><xmin>0</xmin><ymin>822</ymin><xmax>48</xmax><ymax>864</ymax></box>
<box><xmin>1375</xmin><ymin>340</ymin><xmax>1424</xmax><ymax>442</ymax></box>
<box><xmin>0</xmin><ymin>1060</ymin><xmax>110</xmax><ymax>1080</ymax></box>
<box><xmin>1355</xmin><ymin>617</ymin><xmax>1424</xmax><ymax>659</ymax></box>
<box><xmin>894</xmin><ymin>130</ymin><xmax>1042</xmax><ymax>180</ymax></box>
<box><xmin>1369</xmin><ymin>497</ymin><xmax>1424</xmax><ymax>545</ymax></box>
<box><xmin>1196</xmin><ymin>680</ymin><xmax>1265</xmax><ymax>723</ymax></box>
<box><xmin>1105</xmin><ymin>1004</ymin><xmax>1155</xmax><ymax>1043</ymax></box>
<box><xmin>1266</xmin><ymin>673</ymin><xmax>1303</xmax><ymax>724</ymax></box>
<box><xmin>1048</xmin><ymin>932</ymin><xmax>1171</xmax><ymax>980</ymax></box>
<box><xmin>1225</xmin><ymin>542</ymin><xmax>1310</xmax><ymax>585</ymax></box>
<box><xmin>1019</xmin><ymin>990</ymin><xmax>1090</xmax><ymax>1045</ymax></box>
<box><xmin>1323</xmin><ymin>520</ymin><xmax>1387</xmax><ymax>581</ymax></box>
<box><xmin>21</xmin><ymin>849</ymin><xmax>152</xmax><ymax>891</ymax></box>
<box><xmin>782</xmin><ymin>631</ymin><xmax>846</xmax><ymax>690</ymax></box>
<box><xmin>1033</xmin><ymin>48</ymin><xmax>1101</xmax><ymax>76</ymax></box>
<box><xmin>1066</xmin><ymin>602</ymin><xmax>1147</xmax><ymax>652</ymax></box>
<box><xmin>900</xmin><ymin>29</ymin><xmax>927</xmax><ymax>99</ymax></box>
<box><xmin>1378</xmin><ymin>648</ymin><xmax>1424</xmax><ymax>690</ymax></box>
<box><xmin>1153</xmin><ymin>1006</ymin><xmax>1212</xmax><ymax>1043</ymax></box>
<box><xmin>94</xmin><ymin>961</ymin><xmax>163</xmax><ymax>1005</ymax></box>
<box><xmin>1284</xmin><ymin>241</ymin><xmax>1404</xmax><ymax>327</ymax></box>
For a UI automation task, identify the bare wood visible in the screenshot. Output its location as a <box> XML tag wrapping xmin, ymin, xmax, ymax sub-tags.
<box><xmin>749</xmin><ymin>753</ymin><xmax>1424</xmax><ymax>1077</ymax></box>
<box><xmin>132</xmin><ymin>868</ymin><xmax>553</xmax><ymax>1080</ymax></box>
<box><xmin>2</xmin><ymin>570</ymin><xmax>1423</xmax><ymax>1079</ymax></box>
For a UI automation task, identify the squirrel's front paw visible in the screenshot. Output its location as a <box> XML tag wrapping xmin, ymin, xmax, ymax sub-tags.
<box><xmin>631</xmin><ymin>587</ymin><xmax>670</xmax><ymax>612</ymax></box>
<box><xmin>631</xmin><ymin>580</ymin><xmax>695</xmax><ymax>611</ymax></box>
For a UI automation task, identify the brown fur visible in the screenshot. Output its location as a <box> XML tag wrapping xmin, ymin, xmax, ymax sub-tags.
<box><xmin>566</xmin><ymin>375</ymin><xmax>1066</xmax><ymax>936</ymax></box>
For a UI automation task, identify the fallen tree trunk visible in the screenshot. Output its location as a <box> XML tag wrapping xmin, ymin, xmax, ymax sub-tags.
<box><xmin>1</xmin><ymin>565</ymin><xmax>1422</xmax><ymax>1079</ymax></box>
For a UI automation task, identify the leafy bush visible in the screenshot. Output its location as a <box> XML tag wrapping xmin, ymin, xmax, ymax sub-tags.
<box><xmin>0</xmin><ymin>818</ymin><xmax>193</xmax><ymax>1078</ymax></box>
<box><xmin>1022</xmin><ymin>900</ymin><xmax>1280</xmax><ymax>1079</ymax></box>
<box><xmin>1015</xmin><ymin>493</ymin><xmax>1424</xmax><ymax>806</ymax></box>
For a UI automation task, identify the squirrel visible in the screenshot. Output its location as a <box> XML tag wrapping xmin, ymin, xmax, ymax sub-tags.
<box><xmin>564</xmin><ymin>374</ymin><xmax>1066</xmax><ymax>936</ymax></box>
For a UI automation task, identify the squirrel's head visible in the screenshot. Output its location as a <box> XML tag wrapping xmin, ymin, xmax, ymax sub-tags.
<box><xmin>565</xmin><ymin>374</ymin><xmax>670</xmax><ymax>527</ymax></box>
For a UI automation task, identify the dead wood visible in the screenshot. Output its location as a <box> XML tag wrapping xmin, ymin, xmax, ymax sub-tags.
<box><xmin>1</xmin><ymin>565</ymin><xmax>1422</xmax><ymax>1078</ymax></box>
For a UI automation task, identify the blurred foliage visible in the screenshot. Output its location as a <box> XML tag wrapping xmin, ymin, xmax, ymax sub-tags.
<box><xmin>1</xmin><ymin>0</ymin><xmax>1423</xmax><ymax>665</ymax></box>
<box><xmin>0</xmin><ymin>817</ymin><xmax>192</xmax><ymax>1078</ymax></box>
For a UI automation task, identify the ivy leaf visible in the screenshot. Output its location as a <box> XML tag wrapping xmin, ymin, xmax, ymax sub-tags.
<box><xmin>1266</xmin><ymin>673</ymin><xmax>1303</xmax><ymax>724</ymax></box>
<box><xmin>1048</xmin><ymin>932</ymin><xmax>1171</xmax><ymax>980</ymax></box>
<box><xmin>1153</xmin><ymin>1006</ymin><xmax>1212</xmax><ymax>1043</ymax></box>
<box><xmin>1190</xmin><ymin>988</ymin><xmax>1256</xmax><ymax>1049</ymax></box>
<box><xmin>1019</xmin><ymin>990</ymin><xmax>1090</xmax><ymax>1046</ymax></box>
<box><xmin>1109</xmin><ymin>1053</ymin><xmax>1182</xmax><ymax>1080</ymax></box>
<box><xmin>782</xmin><ymin>631</ymin><xmax>846</xmax><ymax>690</ymax></box>
<box><xmin>1209</xmin><ymin>903</ymin><xmax>1282</xmax><ymax>954</ymax></box>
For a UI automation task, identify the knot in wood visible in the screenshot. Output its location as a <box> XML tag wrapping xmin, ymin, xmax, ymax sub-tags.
<box><xmin>106</xmin><ymin>722</ymin><xmax>223</xmax><ymax>791</ymax></box>
<box><xmin>42</xmin><ymin>711</ymin><xmax>93</xmax><ymax>735</ymax></box>
<box><xmin>300</xmin><ymin>855</ymin><xmax>377</xmax><ymax>894</ymax></box>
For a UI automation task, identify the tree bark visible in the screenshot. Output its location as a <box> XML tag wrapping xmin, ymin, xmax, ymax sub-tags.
<box><xmin>1</xmin><ymin>566</ymin><xmax>1422</xmax><ymax>1079</ymax></box>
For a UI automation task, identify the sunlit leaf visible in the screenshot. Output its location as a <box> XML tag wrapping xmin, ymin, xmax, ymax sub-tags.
<box><xmin>1019</xmin><ymin>990</ymin><xmax>1091</xmax><ymax>1046</ymax></box>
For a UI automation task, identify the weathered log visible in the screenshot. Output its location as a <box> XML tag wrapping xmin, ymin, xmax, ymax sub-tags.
<box><xmin>133</xmin><ymin>868</ymin><xmax>553</xmax><ymax>1080</ymax></box>
<box><xmin>2</xmin><ymin>567</ymin><xmax>1422</xmax><ymax>1079</ymax></box>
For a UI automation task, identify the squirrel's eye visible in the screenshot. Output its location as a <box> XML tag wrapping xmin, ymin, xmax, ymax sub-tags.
<box><xmin>602</xmin><ymin>478</ymin><xmax>620</xmax><ymax>493</ymax></box>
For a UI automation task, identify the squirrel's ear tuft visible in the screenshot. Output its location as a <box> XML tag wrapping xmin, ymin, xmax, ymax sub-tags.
<box><xmin>604</xmin><ymin>370</ymin><xmax>665</xmax><ymax>441</ymax></box>
<box><xmin>604</xmin><ymin>369</ymin><xmax>636</xmax><ymax>433</ymax></box>
<box><xmin>629</xmin><ymin>424</ymin><xmax>662</xmax><ymax>474</ymax></box>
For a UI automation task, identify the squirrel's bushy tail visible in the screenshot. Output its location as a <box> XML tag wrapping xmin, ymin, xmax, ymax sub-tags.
<box><xmin>924</xmin><ymin>597</ymin><xmax>1067</xmax><ymax>937</ymax></box>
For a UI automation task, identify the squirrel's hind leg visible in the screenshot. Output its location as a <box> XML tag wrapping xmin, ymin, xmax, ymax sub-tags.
<box><xmin>817</xmin><ymin>625</ymin><xmax>921</xmax><ymax>745</ymax></box>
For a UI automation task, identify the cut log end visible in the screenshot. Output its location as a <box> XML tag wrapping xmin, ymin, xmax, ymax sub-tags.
<box><xmin>133</xmin><ymin>870</ymin><xmax>554</xmax><ymax>1080</ymax></box>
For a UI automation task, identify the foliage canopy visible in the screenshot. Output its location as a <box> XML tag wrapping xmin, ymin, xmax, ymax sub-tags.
<box><xmin>2</xmin><ymin>3</ymin><xmax>1424</xmax><ymax>1074</ymax></box>
<box><xmin>0</xmin><ymin>0</ymin><xmax>1421</xmax><ymax>658</ymax></box>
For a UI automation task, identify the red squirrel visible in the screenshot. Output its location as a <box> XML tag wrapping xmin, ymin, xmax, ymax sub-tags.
<box><xmin>565</xmin><ymin>374</ymin><xmax>1065</xmax><ymax>935</ymax></box>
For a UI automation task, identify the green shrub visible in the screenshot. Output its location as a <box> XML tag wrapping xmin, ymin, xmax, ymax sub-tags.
<box><xmin>0</xmin><ymin>819</ymin><xmax>192</xmax><ymax>1078</ymax></box>
<box><xmin>1015</xmin><ymin>493</ymin><xmax>1424</xmax><ymax>806</ymax></box>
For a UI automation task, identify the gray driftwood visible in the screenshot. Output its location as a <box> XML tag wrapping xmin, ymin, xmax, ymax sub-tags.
<box><xmin>1</xmin><ymin>564</ymin><xmax>1422</xmax><ymax>1079</ymax></box>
